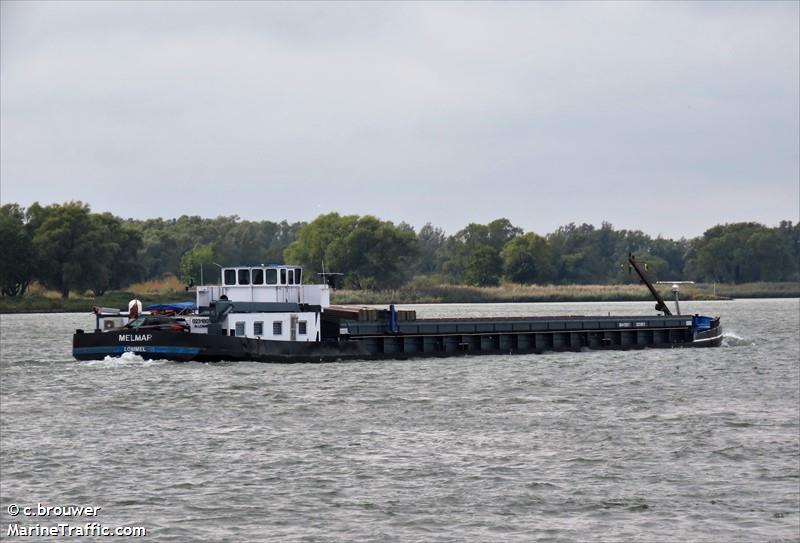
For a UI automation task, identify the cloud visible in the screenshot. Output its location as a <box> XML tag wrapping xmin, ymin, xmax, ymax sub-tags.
<box><xmin>2</xmin><ymin>1</ymin><xmax>797</xmax><ymax>237</ymax></box>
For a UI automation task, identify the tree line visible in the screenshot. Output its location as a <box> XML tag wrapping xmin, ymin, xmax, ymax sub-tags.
<box><xmin>1</xmin><ymin>201</ymin><xmax>798</xmax><ymax>298</ymax></box>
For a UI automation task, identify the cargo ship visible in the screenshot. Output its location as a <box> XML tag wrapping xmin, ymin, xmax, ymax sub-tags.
<box><xmin>72</xmin><ymin>256</ymin><xmax>723</xmax><ymax>362</ymax></box>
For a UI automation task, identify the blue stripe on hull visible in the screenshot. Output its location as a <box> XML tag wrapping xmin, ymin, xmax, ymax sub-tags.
<box><xmin>73</xmin><ymin>346</ymin><xmax>200</xmax><ymax>356</ymax></box>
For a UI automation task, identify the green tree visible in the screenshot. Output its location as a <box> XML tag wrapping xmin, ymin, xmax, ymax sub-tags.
<box><xmin>648</xmin><ymin>236</ymin><xmax>690</xmax><ymax>280</ymax></box>
<box><xmin>218</xmin><ymin>220</ymin><xmax>303</xmax><ymax>266</ymax></box>
<box><xmin>108</xmin><ymin>219</ymin><xmax>145</xmax><ymax>290</ymax></box>
<box><xmin>284</xmin><ymin>213</ymin><xmax>359</xmax><ymax>278</ymax></box>
<box><xmin>414</xmin><ymin>222</ymin><xmax>446</xmax><ymax>274</ymax></box>
<box><xmin>738</xmin><ymin>228</ymin><xmax>796</xmax><ymax>282</ymax></box>
<box><xmin>501</xmin><ymin>232</ymin><xmax>555</xmax><ymax>284</ymax></box>
<box><xmin>284</xmin><ymin>213</ymin><xmax>417</xmax><ymax>289</ymax></box>
<box><xmin>548</xmin><ymin>223</ymin><xmax>606</xmax><ymax>283</ymax></box>
<box><xmin>134</xmin><ymin>221</ymin><xmax>183</xmax><ymax>279</ymax></box>
<box><xmin>180</xmin><ymin>243</ymin><xmax>217</xmax><ymax>284</ymax></box>
<box><xmin>28</xmin><ymin>201</ymin><xmax>99</xmax><ymax>298</ymax></box>
<box><xmin>0</xmin><ymin>204</ymin><xmax>34</xmax><ymax>296</ymax></box>
<box><xmin>85</xmin><ymin>213</ymin><xmax>144</xmax><ymax>295</ymax></box>
<box><xmin>463</xmin><ymin>244</ymin><xmax>502</xmax><ymax>286</ymax></box>
<box><xmin>486</xmin><ymin>218</ymin><xmax>524</xmax><ymax>250</ymax></box>
<box><xmin>341</xmin><ymin>216</ymin><xmax>418</xmax><ymax>289</ymax></box>
<box><xmin>776</xmin><ymin>221</ymin><xmax>800</xmax><ymax>280</ymax></box>
<box><xmin>131</xmin><ymin>215</ymin><xmax>240</xmax><ymax>279</ymax></box>
<box><xmin>450</xmin><ymin>219</ymin><xmax>522</xmax><ymax>250</ymax></box>
<box><xmin>685</xmin><ymin>222</ymin><xmax>779</xmax><ymax>283</ymax></box>
<box><xmin>546</xmin><ymin>221</ymin><xmax>668</xmax><ymax>284</ymax></box>
<box><xmin>439</xmin><ymin>218</ymin><xmax>521</xmax><ymax>283</ymax></box>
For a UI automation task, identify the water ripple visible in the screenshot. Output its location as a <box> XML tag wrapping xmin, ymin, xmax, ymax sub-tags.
<box><xmin>1</xmin><ymin>300</ymin><xmax>798</xmax><ymax>542</ymax></box>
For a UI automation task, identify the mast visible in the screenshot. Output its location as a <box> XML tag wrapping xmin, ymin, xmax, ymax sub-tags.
<box><xmin>628</xmin><ymin>253</ymin><xmax>672</xmax><ymax>316</ymax></box>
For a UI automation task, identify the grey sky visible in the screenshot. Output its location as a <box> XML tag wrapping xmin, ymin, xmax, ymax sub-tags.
<box><xmin>1</xmin><ymin>1</ymin><xmax>798</xmax><ymax>239</ymax></box>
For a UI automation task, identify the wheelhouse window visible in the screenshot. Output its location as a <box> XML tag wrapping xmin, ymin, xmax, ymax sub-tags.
<box><xmin>265</xmin><ymin>268</ymin><xmax>278</xmax><ymax>285</ymax></box>
<box><xmin>224</xmin><ymin>269</ymin><xmax>236</xmax><ymax>285</ymax></box>
<box><xmin>295</xmin><ymin>268</ymin><xmax>302</xmax><ymax>284</ymax></box>
<box><xmin>287</xmin><ymin>269</ymin><xmax>294</xmax><ymax>285</ymax></box>
<box><xmin>280</xmin><ymin>269</ymin><xmax>287</xmax><ymax>285</ymax></box>
<box><xmin>254</xmin><ymin>321</ymin><xmax>264</xmax><ymax>336</ymax></box>
<box><xmin>238</xmin><ymin>269</ymin><xmax>250</xmax><ymax>285</ymax></box>
<box><xmin>252</xmin><ymin>268</ymin><xmax>264</xmax><ymax>285</ymax></box>
<box><xmin>298</xmin><ymin>321</ymin><xmax>307</xmax><ymax>335</ymax></box>
<box><xmin>273</xmin><ymin>321</ymin><xmax>283</xmax><ymax>335</ymax></box>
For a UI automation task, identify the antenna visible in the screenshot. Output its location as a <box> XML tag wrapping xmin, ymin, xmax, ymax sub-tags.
<box><xmin>655</xmin><ymin>281</ymin><xmax>695</xmax><ymax>315</ymax></box>
<box><xmin>316</xmin><ymin>262</ymin><xmax>343</xmax><ymax>288</ymax></box>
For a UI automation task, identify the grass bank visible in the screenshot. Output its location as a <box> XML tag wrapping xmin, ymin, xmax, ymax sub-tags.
<box><xmin>1</xmin><ymin>278</ymin><xmax>797</xmax><ymax>313</ymax></box>
<box><xmin>0</xmin><ymin>276</ymin><xmax>190</xmax><ymax>314</ymax></box>
<box><xmin>709</xmin><ymin>282</ymin><xmax>800</xmax><ymax>299</ymax></box>
<box><xmin>331</xmin><ymin>281</ymin><xmax>800</xmax><ymax>305</ymax></box>
<box><xmin>0</xmin><ymin>292</ymin><xmax>168</xmax><ymax>313</ymax></box>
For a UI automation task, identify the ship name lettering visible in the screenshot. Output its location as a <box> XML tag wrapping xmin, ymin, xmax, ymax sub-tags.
<box><xmin>118</xmin><ymin>334</ymin><xmax>153</xmax><ymax>342</ymax></box>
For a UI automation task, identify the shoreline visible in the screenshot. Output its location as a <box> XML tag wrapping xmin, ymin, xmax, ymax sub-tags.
<box><xmin>1</xmin><ymin>289</ymin><xmax>798</xmax><ymax>315</ymax></box>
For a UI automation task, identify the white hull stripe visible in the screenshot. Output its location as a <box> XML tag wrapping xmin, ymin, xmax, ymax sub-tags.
<box><xmin>693</xmin><ymin>332</ymin><xmax>724</xmax><ymax>344</ymax></box>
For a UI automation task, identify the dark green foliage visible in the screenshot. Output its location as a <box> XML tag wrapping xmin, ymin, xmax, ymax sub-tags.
<box><xmin>180</xmin><ymin>243</ymin><xmax>217</xmax><ymax>284</ymax></box>
<box><xmin>28</xmin><ymin>202</ymin><xmax>98</xmax><ymax>298</ymax></box>
<box><xmin>22</xmin><ymin>203</ymin><xmax>143</xmax><ymax>298</ymax></box>
<box><xmin>88</xmin><ymin>213</ymin><xmax>144</xmax><ymax>295</ymax></box>
<box><xmin>439</xmin><ymin>218</ymin><xmax>522</xmax><ymax>284</ymax></box>
<box><xmin>1</xmin><ymin>200</ymin><xmax>797</xmax><ymax>297</ymax></box>
<box><xmin>219</xmin><ymin>220</ymin><xmax>303</xmax><ymax>266</ymax></box>
<box><xmin>131</xmin><ymin>215</ymin><xmax>236</xmax><ymax>279</ymax></box>
<box><xmin>415</xmin><ymin>223</ymin><xmax>446</xmax><ymax>274</ymax></box>
<box><xmin>686</xmin><ymin>222</ymin><xmax>800</xmax><ymax>283</ymax></box>
<box><xmin>547</xmin><ymin>224</ymin><xmax>587</xmax><ymax>283</ymax></box>
<box><xmin>130</xmin><ymin>215</ymin><xmax>303</xmax><ymax>283</ymax></box>
<box><xmin>462</xmin><ymin>244</ymin><xmax>502</xmax><ymax>286</ymax></box>
<box><xmin>0</xmin><ymin>204</ymin><xmax>34</xmax><ymax>296</ymax></box>
<box><xmin>453</xmin><ymin>219</ymin><xmax>523</xmax><ymax>250</ymax></box>
<box><xmin>284</xmin><ymin>213</ymin><xmax>417</xmax><ymax>289</ymax></box>
<box><xmin>547</xmin><ymin>222</ymin><xmax>612</xmax><ymax>283</ymax></box>
<box><xmin>545</xmin><ymin>222</ymin><xmax>692</xmax><ymax>284</ymax></box>
<box><xmin>283</xmin><ymin>213</ymin><xmax>358</xmax><ymax>279</ymax></box>
<box><xmin>1</xmin><ymin>203</ymin><xmax>304</xmax><ymax>298</ymax></box>
<box><xmin>501</xmin><ymin>232</ymin><xmax>555</xmax><ymax>284</ymax></box>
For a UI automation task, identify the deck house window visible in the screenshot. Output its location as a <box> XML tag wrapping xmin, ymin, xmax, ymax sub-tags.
<box><xmin>295</xmin><ymin>268</ymin><xmax>302</xmax><ymax>284</ymax></box>
<box><xmin>280</xmin><ymin>269</ymin><xmax>287</xmax><ymax>285</ymax></box>
<box><xmin>298</xmin><ymin>321</ymin><xmax>307</xmax><ymax>335</ymax></box>
<box><xmin>265</xmin><ymin>268</ymin><xmax>278</xmax><ymax>285</ymax></box>
<box><xmin>238</xmin><ymin>269</ymin><xmax>250</xmax><ymax>285</ymax></box>
<box><xmin>287</xmin><ymin>269</ymin><xmax>294</xmax><ymax>285</ymax></box>
<box><xmin>254</xmin><ymin>321</ymin><xmax>264</xmax><ymax>336</ymax></box>
<box><xmin>235</xmin><ymin>322</ymin><xmax>246</xmax><ymax>336</ymax></box>
<box><xmin>224</xmin><ymin>269</ymin><xmax>236</xmax><ymax>285</ymax></box>
<box><xmin>273</xmin><ymin>321</ymin><xmax>283</xmax><ymax>335</ymax></box>
<box><xmin>252</xmin><ymin>268</ymin><xmax>264</xmax><ymax>285</ymax></box>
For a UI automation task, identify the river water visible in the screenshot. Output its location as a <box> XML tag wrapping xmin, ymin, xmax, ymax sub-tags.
<box><xmin>1</xmin><ymin>299</ymin><xmax>798</xmax><ymax>542</ymax></box>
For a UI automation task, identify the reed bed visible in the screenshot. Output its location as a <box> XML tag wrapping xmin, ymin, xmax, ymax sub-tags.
<box><xmin>2</xmin><ymin>278</ymin><xmax>797</xmax><ymax>313</ymax></box>
<box><xmin>332</xmin><ymin>281</ymin><xmax>800</xmax><ymax>305</ymax></box>
<box><xmin>334</xmin><ymin>283</ymin><xmax>656</xmax><ymax>305</ymax></box>
<box><xmin>126</xmin><ymin>275</ymin><xmax>185</xmax><ymax>296</ymax></box>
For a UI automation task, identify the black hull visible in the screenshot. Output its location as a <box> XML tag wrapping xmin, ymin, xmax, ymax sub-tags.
<box><xmin>73</xmin><ymin>330</ymin><xmax>373</xmax><ymax>363</ymax></box>
<box><xmin>73</xmin><ymin>316</ymin><xmax>723</xmax><ymax>363</ymax></box>
<box><xmin>691</xmin><ymin>326</ymin><xmax>725</xmax><ymax>347</ymax></box>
